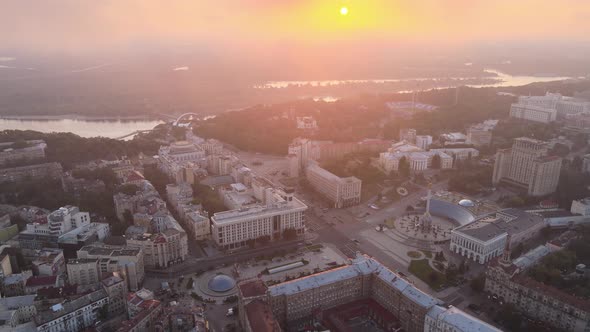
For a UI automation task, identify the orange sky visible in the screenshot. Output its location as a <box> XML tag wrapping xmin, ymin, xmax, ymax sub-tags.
<box><xmin>2</xmin><ymin>0</ymin><xmax>590</xmax><ymax>54</ymax></box>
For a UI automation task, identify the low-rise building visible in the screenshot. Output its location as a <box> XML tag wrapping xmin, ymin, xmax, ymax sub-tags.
<box><xmin>0</xmin><ymin>295</ymin><xmax>36</xmax><ymax>325</ymax></box>
<box><xmin>305</xmin><ymin>161</ymin><xmax>361</xmax><ymax>208</ymax></box>
<box><xmin>35</xmin><ymin>288</ymin><xmax>109</xmax><ymax>332</ymax></box>
<box><xmin>0</xmin><ymin>162</ymin><xmax>63</xmax><ymax>184</ymax></box>
<box><xmin>28</xmin><ymin>248</ymin><xmax>66</xmax><ymax>276</ymax></box>
<box><xmin>510</xmin><ymin>103</ymin><xmax>557</xmax><ymax>123</ymax></box>
<box><xmin>450</xmin><ymin>209</ymin><xmax>545</xmax><ymax>264</ymax></box>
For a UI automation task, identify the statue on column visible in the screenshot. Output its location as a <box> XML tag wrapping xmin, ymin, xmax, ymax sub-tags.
<box><xmin>420</xmin><ymin>183</ymin><xmax>433</xmax><ymax>231</ymax></box>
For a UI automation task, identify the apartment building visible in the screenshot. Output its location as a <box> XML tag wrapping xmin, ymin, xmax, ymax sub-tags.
<box><xmin>258</xmin><ymin>255</ymin><xmax>499</xmax><ymax>332</ymax></box>
<box><xmin>71</xmin><ymin>244</ymin><xmax>144</xmax><ymax>291</ymax></box>
<box><xmin>485</xmin><ymin>246</ymin><xmax>590</xmax><ymax>332</ymax></box>
<box><xmin>305</xmin><ymin>161</ymin><xmax>361</xmax><ymax>208</ymax></box>
<box><xmin>35</xmin><ymin>289</ymin><xmax>109</xmax><ymax>332</ymax></box>
<box><xmin>493</xmin><ymin>137</ymin><xmax>562</xmax><ymax>196</ymax></box>
<box><xmin>211</xmin><ymin>189</ymin><xmax>306</xmax><ymax>250</ymax></box>
<box><xmin>0</xmin><ymin>162</ymin><xmax>63</xmax><ymax>184</ymax></box>
<box><xmin>126</xmin><ymin>228</ymin><xmax>188</xmax><ymax>269</ymax></box>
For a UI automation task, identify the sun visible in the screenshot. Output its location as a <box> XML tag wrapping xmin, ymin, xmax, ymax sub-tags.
<box><xmin>340</xmin><ymin>6</ymin><xmax>349</xmax><ymax>16</ymax></box>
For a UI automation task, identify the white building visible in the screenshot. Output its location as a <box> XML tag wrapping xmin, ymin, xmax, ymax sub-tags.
<box><xmin>296</xmin><ymin>116</ymin><xmax>318</xmax><ymax>130</ymax></box>
<box><xmin>571</xmin><ymin>198</ymin><xmax>590</xmax><ymax>217</ymax></box>
<box><xmin>510</xmin><ymin>103</ymin><xmax>557</xmax><ymax>123</ymax></box>
<box><xmin>32</xmin><ymin>206</ymin><xmax>91</xmax><ymax>236</ymax></box>
<box><xmin>379</xmin><ymin>142</ymin><xmax>453</xmax><ymax>173</ymax></box>
<box><xmin>211</xmin><ymin>189</ymin><xmax>306</xmax><ymax>250</ymax></box>
<box><xmin>450</xmin><ymin>209</ymin><xmax>545</xmax><ymax>264</ymax></box>
<box><xmin>415</xmin><ymin>135</ymin><xmax>433</xmax><ymax>150</ymax></box>
<box><xmin>305</xmin><ymin>161</ymin><xmax>361</xmax><ymax>208</ymax></box>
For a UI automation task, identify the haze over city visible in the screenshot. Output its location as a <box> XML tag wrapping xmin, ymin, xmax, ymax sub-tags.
<box><xmin>1</xmin><ymin>1</ymin><xmax>590</xmax><ymax>332</ymax></box>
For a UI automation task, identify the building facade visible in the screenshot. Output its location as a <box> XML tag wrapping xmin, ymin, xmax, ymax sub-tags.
<box><xmin>305</xmin><ymin>162</ymin><xmax>361</xmax><ymax>208</ymax></box>
<box><xmin>450</xmin><ymin>209</ymin><xmax>545</xmax><ymax>264</ymax></box>
<box><xmin>493</xmin><ymin>137</ymin><xmax>562</xmax><ymax>196</ymax></box>
<box><xmin>211</xmin><ymin>189</ymin><xmax>306</xmax><ymax>250</ymax></box>
<box><xmin>126</xmin><ymin>229</ymin><xmax>188</xmax><ymax>269</ymax></box>
<box><xmin>510</xmin><ymin>103</ymin><xmax>557</xmax><ymax>123</ymax></box>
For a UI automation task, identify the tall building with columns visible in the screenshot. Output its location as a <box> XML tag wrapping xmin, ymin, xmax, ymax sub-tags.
<box><xmin>493</xmin><ymin>137</ymin><xmax>562</xmax><ymax>196</ymax></box>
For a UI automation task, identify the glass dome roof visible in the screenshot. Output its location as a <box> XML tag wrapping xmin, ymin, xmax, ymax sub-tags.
<box><xmin>458</xmin><ymin>199</ymin><xmax>475</xmax><ymax>207</ymax></box>
<box><xmin>207</xmin><ymin>274</ymin><xmax>236</xmax><ymax>293</ymax></box>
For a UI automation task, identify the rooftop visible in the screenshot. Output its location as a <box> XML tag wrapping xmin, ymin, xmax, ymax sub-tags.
<box><xmin>427</xmin><ymin>305</ymin><xmax>501</xmax><ymax>332</ymax></box>
<box><xmin>268</xmin><ymin>255</ymin><xmax>441</xmax><ymax>309</ymax></box>
<box><xmin>244</xmin><ymin>300</ymin><xmax>281</xmax><ymax>332</ymax></box>
<box><xmin>79</xmin><ymin>243</ymin><xmax>141</xmax><ymax>257</ymax></box>
<box><xmin>453</xmin><ymin>209</ymin><xmax>543</xmax><ymax>242</ymax></box>
<box><xmin>212</xmin><ymin>195</ymin><xmax>307</xmax><ymax>225</ymax></box>
<box><xmin>238</xmin><ymin>279</ymin><xmax>268</xmax><ymax>298</ymax></box>
<box><xmin>36</xmin><ymin>289</ymin><xmax>108</xmax><ymax>325</ymax></box>
<box><xmin>0</xmin><ymin>295</ymin><xmax>36</xmax><ymax>309</ymax></box>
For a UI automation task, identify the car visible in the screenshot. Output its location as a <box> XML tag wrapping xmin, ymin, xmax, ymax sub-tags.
<box><xmin>352</xmin><ymin>239</ymin><xmax>360</xmax><ymax>244</ymax></box>
<box><xmin>369</xmin><ymin>204</ymin><xmax>380</xmax><ymax>210</ymax></box>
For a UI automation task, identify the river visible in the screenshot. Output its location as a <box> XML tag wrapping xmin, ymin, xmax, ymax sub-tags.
<box><xmin>0</xmin><ymin>118</ymin><xmax>164</xmax><ymax>140</ymax></box>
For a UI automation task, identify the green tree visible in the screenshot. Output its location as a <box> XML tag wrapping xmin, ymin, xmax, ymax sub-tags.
<box><xmin>399</xmin><ymin>156</ymin><xmax>410</xmax><ymax>178</ymax></box>
<box><xmin>470</xmin><ymin>273</ymin><xmax>486</xmax><ymax>293</ymax></box>
<box><xmin>431</xmin><ymin>154</ymin><xmax>441</xmax><ymax>169</ymax></box>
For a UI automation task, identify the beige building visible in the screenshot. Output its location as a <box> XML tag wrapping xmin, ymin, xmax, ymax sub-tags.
<box><xmin>486</xmin><ymin>246</ymin><xmax>590</xmax><ymax>332</ymax></box>
<box><xmin>126</xmin><ymin>228</ymin><xmax>188</xmax><ymax>269</ymax></box>
<box><xmin>211</xmin><ymin>189</ymin><xmax>306</xmax><ymax>250</ymax></box>
<box><xmin>305</xmin><ymin>161</ymin><xmax>361</xmax><ymax>208</ymax></box>
<box><xmin>263</xmin><ymin>255</ymin><xmax>499</xmax><ymax>332</ymax></box>
<box><xmin>72</xmin><ymin>244</ymin><xmax>145</xmax><ymax>291</ymax></box>
<box><xmin>493</xmin><ymin>137</ymin><xmax>562</xmax><ymax>196</ymax></box>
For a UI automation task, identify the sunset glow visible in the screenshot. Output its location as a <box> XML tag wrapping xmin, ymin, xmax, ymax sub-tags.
<box><xmin>1</xmin><ymin>0</ymin><xmax>590</xmax><ymax>54</ymax></box>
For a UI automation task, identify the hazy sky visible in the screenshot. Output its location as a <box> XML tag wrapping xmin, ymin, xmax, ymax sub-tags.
<box><xmin>2</xmin><ymin>0</ymin><xmax>590</xmax><ymax>55</ymax></box>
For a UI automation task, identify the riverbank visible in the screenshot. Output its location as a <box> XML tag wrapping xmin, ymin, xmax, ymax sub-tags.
<box><xmin>0</xmin><ymin>114</ymin><xmax>162</xmax><ymax>121</ymax></box>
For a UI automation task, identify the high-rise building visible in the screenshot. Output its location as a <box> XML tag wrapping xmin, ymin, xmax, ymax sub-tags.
<box><xmin>493</xmin><ymin>137</ymin><xmax>562</xmax><ymax>196</ymax></box>
<box><xmin>305</xmin><ymin>161</ymin><xmax>361</xmax><ymax>208</ymax></box>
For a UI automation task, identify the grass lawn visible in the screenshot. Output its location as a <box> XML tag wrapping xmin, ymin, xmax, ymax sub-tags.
<box><xmin>409</xmin><ymin>259</ymin><xmax>447</xmax><ymax>291</ymax></box>
<box><xmin>407</xmin><ymin>251</ymin><xmax>422</xmax><ymax>259</ymax></box>
<box><xmin>421</xmin><ymin>250</ymin><xmax>433</xmax><ymax>259</ymax></box>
